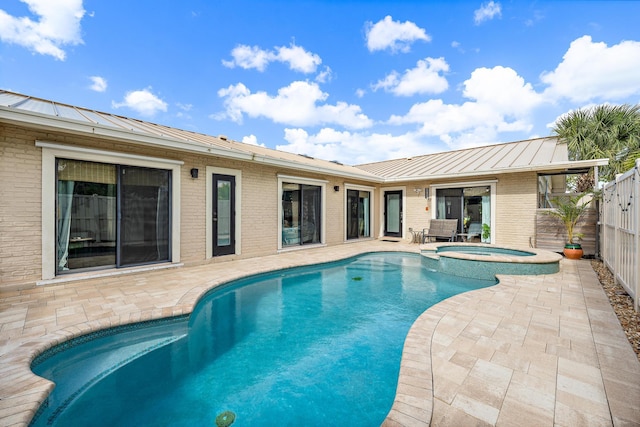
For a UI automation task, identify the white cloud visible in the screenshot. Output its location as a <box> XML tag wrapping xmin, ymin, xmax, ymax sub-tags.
<box><xmin>463</xmin><ymin>66</ymin><xmax>543</xmax><ymax>115</ymax></box>
<box><xmin>242</xmin><ymin>134</ymin><xmax>265</xmax><ymax>147</ymax></box>
<box><xmin>276</xmin><ymin>127</ymin><xmax>430</xmax><ymax>165</ymax></box>
<box><xmin>175</xmin><ymin>102</ymin><xmax>192</xmax><ymax>119</ymax></box>
<box><xmin>541</xmin><ymin>35</ymin><xmax>640</xmax><ymax>103</ymax></box>
<box><xmin>222</xmin><ymin>45</ymin><xmax>274</xmax><ymax>71</ymax></box>
<box><xmin>386</xmin><ymin>65</ymin><xmax>543</xmax><ymax>151</ymax></box>
<box><xmin>222</xmin><ymin>42</ymin><xmax>321</xmax><ymax>73</ymax></box>
<box><xmin>275</xmin><ymin>44</ymin><xmax>321</xmax><ymax>73</ymax></box>
<box><xmin>112</xmin><ymin>88</ymin><xmax>168</xmax><ymax>117</ymax></box>
<box><xmin>474</xmin><ymin>1</ymin><xmax>502</xmax><ymax>25</ymax></box>
<box><xmin>372</xmin><ymin>57</ymin><xmax>449</xmax><ymax>96</ymax></box>
<box><xmin>365</xmin><ymin>15</ymin><xmax>431</xmax><ymax>53</ymax></box>
<box><xmin>0</xmin><ymin>0</ymin><xmax>85</xmax><ymax>60</ymax></box>
<box><xmin>89</xmin><ymin>76</ymin><xmax>107</xmax><ymax>92</ymax></box>
<box><xmin>315</xmin><ymin>66</ymin><xmax>333</xmax><ymax>84</ymax></box>
<box><xmin>216</xmin><ymin>81</ymin><xmax>373</xmax><ymax>129</ymax></box>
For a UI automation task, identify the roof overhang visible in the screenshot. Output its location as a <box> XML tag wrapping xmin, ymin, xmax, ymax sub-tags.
<box><xmin>380</xmin><ymin>158</ymin><xmax>609</xmax><ymax>183</ymax></box>
<box><xmin>0</xmin><ymin>106</ymin><xmax>382</xmax><ymax>183</ymax></box>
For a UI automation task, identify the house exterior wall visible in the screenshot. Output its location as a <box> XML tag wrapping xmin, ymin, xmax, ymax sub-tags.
<box><xmin>0</xmin><ymin>123</ymin><xmax>376</xmax><ymax>288</ymax></box>
<box><xmin>397</xmin><ymin>172</ymin><xmax>538</xmax><ymax>248</ymax></box>
<box><xmin>0</xmin><ymin>124</ymin><xmax>43</xmax><ymax>285</ymax></box>
<box><xmin>494</xmin><ymin>172</ymin><xmax>538</xmax><ymax>248</ymax></box>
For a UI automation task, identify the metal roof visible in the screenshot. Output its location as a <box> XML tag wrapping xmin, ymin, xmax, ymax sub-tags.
<box><xmin>0</xmin><ymin>90</ymin><xmax>381</xmax><ymax>182</ymax></box>
<box><xmin>356</xmin><ymin>137</ymin><xmax>609</xmax><ymax>181</ymax></box>
<box><xmin>0</xmin><ymin>90</ymin><xmax>608</xmax><ymax>183</ymax></box>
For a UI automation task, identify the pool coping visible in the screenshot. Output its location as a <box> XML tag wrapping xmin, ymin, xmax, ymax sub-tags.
<box><xmin>0</xmin><ymin>241</ymin><xmax>638</xmax><ymax>426</ymax></box>
<box><xmin>383</xmin><ymin>255</ymin><xmax>640</xmax><ymax>426</ymax></box>
<box><xmin>420</xmin><ymin>242</ymin><xmax>564</xmax><ymax>264</ymax></box>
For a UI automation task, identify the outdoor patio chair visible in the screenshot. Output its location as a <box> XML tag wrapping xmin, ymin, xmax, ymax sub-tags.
<box><xmin>422</xmin><ymin>219</ymin><xmax>458</xmax><ymax>243</ymax></box>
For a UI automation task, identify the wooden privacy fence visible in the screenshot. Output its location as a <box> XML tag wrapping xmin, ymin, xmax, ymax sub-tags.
<box><xmin>601</xmin><ymin>159</ymin><xmax>640</xmax><ymax>311</ymax></box>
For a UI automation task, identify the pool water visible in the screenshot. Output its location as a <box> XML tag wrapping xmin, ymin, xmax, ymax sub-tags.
<box><xmin>31</xmin><ymin>253</ymin><xmax>494</xmax><ymax>427</ymax></box>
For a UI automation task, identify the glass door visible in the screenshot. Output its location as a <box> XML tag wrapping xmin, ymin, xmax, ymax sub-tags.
<box><xmin>384</xmin><ymin>190</ymin><xmax>402</xmax><ymax>237</ymax></box>
<box><xmin>213</xmin><ymin>174</ymin><xmax>236</xmax><ymax>256</ymax></box>
<box><xmin>119</xmin><ymin>166</ymin><xmax>171</xmax><ymax>266</ymax></box>
<box><xmin>347</xmin><ymin>189</ymin><xmax>371</xmax><ymax>239</ymax></box>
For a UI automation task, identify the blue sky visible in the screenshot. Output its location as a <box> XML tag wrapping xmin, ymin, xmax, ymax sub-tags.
<box><xmin>1</xmin><ymin>1</ymin><xmax>639</xmax><ymax>165</ymax></box>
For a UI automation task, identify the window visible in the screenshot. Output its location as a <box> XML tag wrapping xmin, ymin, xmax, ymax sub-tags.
<box><xmin>282</xmin><ymin>183</ymin><xmax>321</xmax><ymax>246</ymax></box>
<box><xmin>434</xmin><ymin>184</ymin><xmax>493</xmax><ymax>243</ymax></box>
<box><xmin>56</xmin><ymin>159</ymin><xmax>171</xmax><ymax>273</ymax></box>
<box><xmin>346</xmin><ymin>189</ymin><xmax>371</xmax><ymax>239</ymax></box>
<box><xmin>279</xmin><ymin>175</ymin><xmax>325</xmax><ymax>249</ymax></box>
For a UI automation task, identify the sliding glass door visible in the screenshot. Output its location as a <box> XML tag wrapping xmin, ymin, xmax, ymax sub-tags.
<box><xmin>435</xmin><ymin>185</ymin><xmax>491</xmax><ymax>242</ymax></box>
<box><xmin>282</xmin><ymin>182</ymin><xmax>322</xmax><ymax>247</ymax></box>
<box><xmin>119</xmin><ymin>165</ymin><xmax>171</xmax><ymax>266</ymax></box>
<box><xmin>347</xmin><ymin>189</ymin><xmax>371</xmax><ymax>240</ymax></box>
<box><xmin>56</xmin><ymin>159</ymin><xmax>171</xmax><ymax>273</ymax></box>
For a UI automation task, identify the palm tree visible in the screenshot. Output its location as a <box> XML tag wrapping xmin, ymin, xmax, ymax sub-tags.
<box><xmin>552</xmin><ymin>104</ymin><xmax>640</xmax><ymax>182</ymax></box>
<box><xmin>545</xmin><ymin>193</ymin><xmax>592</xmax><ymax>245</ymax></box>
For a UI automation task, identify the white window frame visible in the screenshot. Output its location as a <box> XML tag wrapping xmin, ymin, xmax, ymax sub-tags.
<box><xmin>379</xmin><ymin>186</ymin><xmax>407</xmax><ymax>239</ymax></box>
<box><xmin>277</xmin><ymin>174</ymin><xmax>327</xmax><ymax>251</ymax></box>
<box><xmin>429</xmin><ymin>180</ymin><xmax>497</xmax><ymax>244</ymax></box>
<box><xmin>344</xmin><ymin>183</ymin><xmax>375</xmax><ymax>242</ymax></box>
<box><xmin>206</xmin><ymin>166</ymin><xmax>242</xmax><ymax>258</ymax></box>
<box><xmin>37</xmin><ymin>141</ymin><xmax>183</xmax><ymax>281</ymax></box>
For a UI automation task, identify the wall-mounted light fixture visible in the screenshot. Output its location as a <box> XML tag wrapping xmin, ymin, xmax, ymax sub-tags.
<box><xmin>424</xmin><ymin>188</ymin><xmax>430</xmax><ymax>199</ymax></box>
<box><xmin>333</xmin><ymin>185</ymin><xmax>340</xmax><ymax>192</ymax></box>
<box><xmin>190</xmin><ymin>168</ymin><xmax>199</xmax><ymax>179</ymax></box>
<box><xmin>413</xmin><ymin>187</ymin><xmax>422</xmax><ymax>194</ymax></box>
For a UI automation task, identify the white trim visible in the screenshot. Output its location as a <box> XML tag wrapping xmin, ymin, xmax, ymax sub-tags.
<box><xmin>380</xmin><ymin>186</ymin><xmax>406</xmax><ymax>239</ymax></box>
<box><xmin>277</xmin><ymin>174</ymin><xmax>329</xmax><ymax>184</ymax></box>
<box><xmin>429</xmin><ymin>179</ymin><xmax>497</xmax><ymax>189</ymax></box>
<box><xmin>344</xmin><ymin>182</ymin><xmax>376</xmax><ymax>191</ymax></box>
<box><xmin>37</xmin><ymin>262</ymin><xmax>184</xmax><ymax>286</ymax></box>
<box><xmin>277</xmin><ymin>175</ymin><xmax>326</xmax><ymax>250</ymax></box>
<box><xmin>39</xmin><ymin>144</ymin><xmax>182</xmax><ymax>281</ymax></box>
<box><xmin>429</xmin><ymin>181</ymin><xmax>497</xmax><ymax>244</ymax></box>
<box><xmin>206</xmin><ymin>166</ymin><xmax>242</xmax><ymax>258</ymax></box>
<box><xmin>344</xmin><ymin>183</ymin><xmax>376</xmax><ymax>242</ymax></box>
<box><xmin>36</xmin><ymin>141</ymin><xmax>184</xmax><ymax>166</ymax></box>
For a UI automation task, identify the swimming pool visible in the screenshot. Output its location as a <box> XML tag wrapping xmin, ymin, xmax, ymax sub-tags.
<box><xmin>31</xmin><ymin>252</ymin><xmax>495</xmax><ymax>427</ymax></box>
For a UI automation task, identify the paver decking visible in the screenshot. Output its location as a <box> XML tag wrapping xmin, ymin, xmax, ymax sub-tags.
<box><xmin>1</xmin><ymin>241</ymin><xmax>639</xmax><ymax>426</ymax></box>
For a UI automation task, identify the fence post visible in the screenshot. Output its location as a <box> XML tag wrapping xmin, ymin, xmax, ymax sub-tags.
<box><xmin>635</xmin><ymin>159</ymin><xmax>640</xmax><ymax>311</ymax></box>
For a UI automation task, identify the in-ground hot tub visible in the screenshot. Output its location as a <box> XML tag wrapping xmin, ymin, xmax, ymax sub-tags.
<box><xmin>421</xmin><ymin>242</ymin><xmax>562</xmax><ymax>280</ymax></box>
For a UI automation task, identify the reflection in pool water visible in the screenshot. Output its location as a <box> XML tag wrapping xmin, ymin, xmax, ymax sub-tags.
<box><xmin>31</xmin><ymin>252</ymin><xmax>494</xmax><ymax>427</ymax></box>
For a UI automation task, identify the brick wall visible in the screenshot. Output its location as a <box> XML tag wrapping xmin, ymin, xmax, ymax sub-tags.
<box><xmin>495</xmin><ymin>172</ymin><xmax>537</xmax><ymax>247</ymax></box>
<box><xmin>0</xmin><ymin>124</ymin><xmax>43</xmax><ymax>285</ymax></box>
<box><xmin>0</xmin><ymin>124</ymin><xmax>375</xmax><ymax>286</ymax></box>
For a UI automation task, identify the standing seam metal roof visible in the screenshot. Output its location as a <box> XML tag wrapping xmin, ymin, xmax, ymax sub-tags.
<box><xmin>355</xmin><ymin>137</ymin><xmax>578</xmax><ymax>179</ymax></box>
<box><xmin>0</xmin><ymin>90</ymin><xmax>607</xmax><ymax>181</ymax></box>
<box><xmin>0</xmin><ymin>90</ymin><xmax>381</xmax><ymax>181</ymax></box>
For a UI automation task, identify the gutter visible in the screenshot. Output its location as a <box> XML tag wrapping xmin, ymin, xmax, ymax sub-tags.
<box><xmin>0</xmin><ymin>106</ymin><xmax>607</xmax><ymax>185</ymax></box>
<box><xmin>0</xmin><ymin>106</ymin><xmax>383</xmax><ymax>183</ymax></box>
<box><xmin>377</xmin><ymin>159</ymin><xmax>609</xmax><ymax>183</ymax></box>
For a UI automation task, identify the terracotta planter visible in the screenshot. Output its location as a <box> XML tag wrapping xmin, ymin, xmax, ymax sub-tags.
<box><xmin>563</xmin><ymin>244</ymin><xmax>583</xmax><ymax>260</ymax></box>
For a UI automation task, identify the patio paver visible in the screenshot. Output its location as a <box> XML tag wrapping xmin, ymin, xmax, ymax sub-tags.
<box><xmin>1</xmin><ymin>240</ymin><xmax>639</xmax><ymax>426</ymax></box>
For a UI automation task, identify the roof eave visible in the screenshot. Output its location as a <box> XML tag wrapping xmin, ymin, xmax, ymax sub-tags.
<box><xmin>0</xmin><ymin>106</ymin><xmax>255</xmax><ymax>161</ymax></box>
<box><xmin>251</xmin><ymin>155</ymin><xmax>384</xmax><ymax>182</ymax></box>
<box><xmin>380</xmin><ymin>159</ymin><xmax>609</xmax><ymax>183</ymax></box>
<box><xmin>0</xmin><ymin>107</ymin><xmax>383</xmax><ymax>182</ymax></box>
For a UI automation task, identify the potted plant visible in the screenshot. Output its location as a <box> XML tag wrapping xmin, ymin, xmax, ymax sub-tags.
<box><xmin>545</xmin><ymin>193</ymin><xmax>592</xmax><ymax>259</ymax></box>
